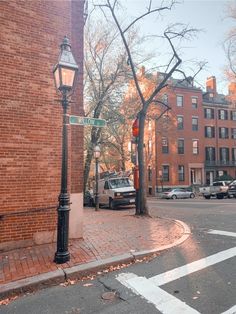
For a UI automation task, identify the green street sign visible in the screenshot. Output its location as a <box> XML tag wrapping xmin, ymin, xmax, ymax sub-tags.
<box><xmin>69</xmin><ymin>115</ymin><xmax>106</xmax><ymax>127</ymax></box>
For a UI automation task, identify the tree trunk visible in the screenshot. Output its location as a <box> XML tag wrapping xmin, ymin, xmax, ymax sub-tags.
<box><xmin>137</xmin><ymin>111</ymin><xmax>149</xmax><ymax>216</ymax></box>
<box><xmin>83</xmin><ymin>145</ymin><xmax>94</xmax><ymax>193</ymax></box>
<box><xmin>120</xmin><ymin>144</ymin><xmax>126</xmax><ymax>171</ymax></box>
<box><xmin>83</xmin><ymin>127</ymin><xmax>102</xmax><ymax>193</ymax></box>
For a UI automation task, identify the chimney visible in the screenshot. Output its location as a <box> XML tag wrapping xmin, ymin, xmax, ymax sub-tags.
<box><xmin>228</xmin><ymin>82</ymin><xmax>236</xmax><ymax>95</ymax></box>
<box><xmin>206</xmin><ymin>76</ymin><xmax>217</xmax><ymax>97</ymax></box>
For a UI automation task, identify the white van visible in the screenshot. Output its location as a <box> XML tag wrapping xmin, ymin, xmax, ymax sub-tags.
<box><xmin>97</xmin><ymin>176</ymin><xmax>136</xmax><ymax>209</ymax></box>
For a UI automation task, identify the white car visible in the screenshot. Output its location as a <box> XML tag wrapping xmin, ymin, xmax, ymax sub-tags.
<box><xmin>161</xmin><ymin>188</ymin><xmax>195</xmax><ymax>199</ymax></box>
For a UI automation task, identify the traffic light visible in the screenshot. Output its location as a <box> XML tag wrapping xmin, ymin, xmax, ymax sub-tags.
<box><xmin>132</xmin><ymin>117</ymin><xmax>139</xmax><ymax>137</ymax></box>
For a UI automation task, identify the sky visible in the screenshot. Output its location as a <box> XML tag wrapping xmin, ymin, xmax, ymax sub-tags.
<box><xmin>122</xmin><ymin>0</ymin><xmax>235</xmax><ymax>94</ymax></box>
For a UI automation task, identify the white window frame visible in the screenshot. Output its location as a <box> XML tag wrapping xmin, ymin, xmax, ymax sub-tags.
<box><xmin>176</xmin><ymin>95</ymin><xmax>183</xmax><ymax>107</ymax></box>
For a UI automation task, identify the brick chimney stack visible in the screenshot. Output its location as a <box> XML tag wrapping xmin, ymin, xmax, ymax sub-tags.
<box><xmin>206</xmin><ymin>76</ymin><xmax>217</xmax><ymax>97</ymax></box>
<box><xmin>228</xmin><ymin>82</ymin><xmax>236</xmax><ymax>95</ymax></box>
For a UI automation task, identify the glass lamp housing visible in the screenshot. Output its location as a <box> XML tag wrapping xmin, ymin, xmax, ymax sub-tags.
<box><xmin>53</xmin><ymin>36</ymin><xmax>78</xmax><ymax>92</ymax></box>
<box><xmin>94</xmin><ymin>146</ymin><xmax>101</xmax><ymax>159</ymax></box>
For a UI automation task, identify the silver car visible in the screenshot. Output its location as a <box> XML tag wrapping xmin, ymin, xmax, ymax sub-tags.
<box><xmin>161</xmin><ymin>188</ymin><xmax>195</xmax><ymax>199</ymax></box>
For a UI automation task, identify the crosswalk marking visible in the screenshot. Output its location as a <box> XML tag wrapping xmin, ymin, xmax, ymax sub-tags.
<box><xmin>117</xmin><ymin>229</ymin><xmax>236</xmax><ymax>314</ymax></box>
<box><xmin>221</xmin><ymin>305</ymin><xmax>236</xmax><ymax>314</ymax></box>
<box><xmin>208</xmin><ymin>230</ymin><xmax>236</xmax><ymax>238</ymax></box>
<box><xmin>150</xmin><ymin>246</ymin><xmax>236</xmax><ymax>286</ymax></box>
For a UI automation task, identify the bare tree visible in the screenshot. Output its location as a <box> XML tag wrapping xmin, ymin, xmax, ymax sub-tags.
<box><xmin>94</xmin><ymin>0</ymin><xmax>203</xmax><ymax>215</ymax></box>
<box><xmin>83</xmin><ymin>18</ymin><xmax>132</xmax><ymax>191</ymax></box>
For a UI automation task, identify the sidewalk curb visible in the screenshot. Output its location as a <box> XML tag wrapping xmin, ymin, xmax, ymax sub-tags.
<box><xmin>132</xmin><ymin>219</ymin><xmax>191</xmax><ymax>259</ymax></box>
<box><xmin>64</xmin><ymin>253</ymin><xmax>134</xmax><ymax>280</ymax></box>
<box><xmin>0</xmin><ymin>219</ymin><xmax>191</xmax><ymax>300</ymax></box>
<box><xmin>0</xmin><ymin>269</ymin><xmax>65</xmax><ymax>299</ymax></box>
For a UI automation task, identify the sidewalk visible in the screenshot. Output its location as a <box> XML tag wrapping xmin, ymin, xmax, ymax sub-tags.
<box><xmin>0</xmin><ymin>207</ymin><xmax>190</xmax><ymax>298</ymax></box>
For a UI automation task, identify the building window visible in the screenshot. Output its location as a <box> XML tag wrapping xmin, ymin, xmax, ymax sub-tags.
<box><xmin>231</xmin><ymin>111</ymin><xmax>236</xmax><ymax>120</ymax></box>
<box><xmin>178</xmin><ymin>165</ymin><xmax>185</xmax><ymax>181</ymax></box>
<box><xmin>205</xmin><ymin>147</ymin><xmax>216</xmax><ymax>162</ymax></box>
<box><xmin>205</xmin><ymin>126</ymin><xmax>215</xmax><ymax>138</ymax></box>
<box><xmin>148</xmin><ymin>166</ymin><xmax>152</xmax><ymax>182</ymax></box>
<box><xmin>204</xmin><ymin>108</ymin><xmax>214</xmax><ymax>119</ymax></box>
<box><xmin>162</xmin><ymin>137</ymin><xmax>168</xmax><ymax>154</ymax></box>
<box><xmin>178</xmin><ymin>139</ymin><xmax>184</xmax><ymax>154</ymax></box>
<box><xmin>148</xmin><ymin>139</ymin><xmax>152</xmax><ymax>155</ymax></box>
<box><xmin>192</xmin><ymin>140</ymin><xmax>199</xmax><ymax>154</ymax></box>
<box><xmin>232</xmin><ymin>148</ymin><xmax>236</xmax><ymax>162</ymax></box>
<box><xmin>232</xmin><ymin>128</ymin><xmax>236</xmax><ymax>139</ymax></box>
<box><xmin>216</xmin><ymin>170</ymin><xmax>227</xmax><ymax>178</ymax></box>
<box><xmin>192</xmin><ymin>117</ymin><xmax>198</xmax><ymax>131</ymax></box>
<box><xmin>148</xmin><ymin>120</ymin><xmax>152</xmax><ymax>130</ymax></box>
<box><xmin>177</xmin><ymin>95</ymin><xmax>183</xmax><ymax>107</ymax></box>
<box><xmin>177</xmin><ymin>116</ymin><xmax>184</xmax><ymax>130</ymax></box>
<box><xmin>218</xmin><ymin>109</ymin><xmax>228</xmax><ymax>120</ymax></box>
<box><xmin>162</xmin><ymin>165</ymin><xmax>169</xmax><ymax>181</ymax></box>
<box><xmin>220</xmin><ymin>147</ymin><xmax>229</xmax><ymax>164</ymax></box>
<box><xmin>192</xmin><ymin>97</ymin><xmax>198</xmax><ymax>109</ymax></box>
<box><xmin>162</xmin><ymin>94</ymin><xmax>168</xmax><ymax>104</ymax></box>
<box><xmin>219</xmin><ymin>127</ymin><xmax>229</xmax><ymax>139</ymax></box>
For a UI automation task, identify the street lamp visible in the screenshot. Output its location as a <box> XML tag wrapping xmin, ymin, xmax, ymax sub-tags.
<box><xmin>93</xmin><ymin>145</ymin><xmax>101</xmax><ymax>211</ymax></box>
<box><xmin>53</xmin><ymin>36</ymin><xmax>78</xmax><ymax>264</ymax></box>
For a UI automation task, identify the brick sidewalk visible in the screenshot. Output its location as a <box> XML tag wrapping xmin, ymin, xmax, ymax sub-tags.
<box><xmin>0</xmin><ymin>207</ymin><xmax>184</xmax><ymax>286</ymax></box>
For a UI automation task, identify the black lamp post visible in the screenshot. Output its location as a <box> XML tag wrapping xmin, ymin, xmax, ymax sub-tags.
<box><xmin>53</xmin><ymin>36</ymin><xmax>78</xmax><ymax>264</ymax></box>
<box><xmin>93</xmin><ymin>145</ymin><xmax>101</xmax><ymax>211</ymax></box>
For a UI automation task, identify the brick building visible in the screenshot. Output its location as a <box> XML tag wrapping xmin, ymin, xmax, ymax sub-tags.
<box><xmin>145</xmin><ymin>75</ymin><xmax>236</xmax><ymax>194</ymax></box>
<box><xmin>203</xmin><ymin>76</ymin><xmax>236</xmax><ymax>184</ymax></box>
<box><xmin>0</xmin><ymin>1</ymin><xmax>86</xmax><ymax>251</ymax></box>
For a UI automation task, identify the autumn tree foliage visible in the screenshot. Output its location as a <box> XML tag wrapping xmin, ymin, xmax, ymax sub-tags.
<box><xmin>224</xmin><ymin>2</ymin><xmax>236</xmax><ymax>81</ymax></box>
<box><xmin>224</xmin><ymin>2</ymin><xmax>236</xmax><ymax>105</ymax></box>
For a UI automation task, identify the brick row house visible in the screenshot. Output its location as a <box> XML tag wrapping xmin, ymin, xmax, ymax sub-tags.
<box><xmin>202</xmin><ymin>78</ymin><xmax>236</xmax><ymax>184</ymax></box>
<box><xmin>0</xmin><ymin>1</ymin><xmax>86</xmax><ymax>251</ymax></box>
<box><xmin>145</xmin><ymin>75</ymin><xmax>236</xmax><ymax>194</ymax></box>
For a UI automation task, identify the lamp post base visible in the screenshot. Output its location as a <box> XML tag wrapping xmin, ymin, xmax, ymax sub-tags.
<box><xmin>54</xmin><ymin>251</ymin><xmax>70</xmax><ymax>264</ymax></box>
<box><xmin>54</xmin><ymin>192</ymin><xmax>70</xmax><ymax>264</ymax></box>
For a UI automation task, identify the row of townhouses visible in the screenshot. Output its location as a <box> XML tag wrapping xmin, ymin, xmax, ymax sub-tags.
<box><xmin>145</xmin><ymin>75</ymin><xmax>236</xmax><ymax>194</ymax></box>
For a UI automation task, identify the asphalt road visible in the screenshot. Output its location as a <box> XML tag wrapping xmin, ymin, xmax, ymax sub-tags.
<box><xmin>1</xmin><ymin>198</ymin><xmax>235</xmax><ymax>314</ymax></box>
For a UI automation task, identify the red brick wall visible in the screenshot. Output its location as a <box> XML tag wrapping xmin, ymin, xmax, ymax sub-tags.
<box><xmin>155</xmin><ymin>86</ymin><xmax>203</xmax><ymax>187</ymax></box>
<box><xmin>71</xmin><ymin>0</ymin><xmax>85</xmax><ymax>193</ymax></box>
<box><xmin>0</xmin><ymin>1</ymin><xmax>84</xmax><ymax>247</ymax></box>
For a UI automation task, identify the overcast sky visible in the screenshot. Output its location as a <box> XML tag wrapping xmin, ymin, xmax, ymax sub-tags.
<box><xmin>124</xmin><ymin>0</ymin><xmax>235</xmax><ymax>94</ymax></box>
<box><xmin>91</xmin><ymin>0</ymin><xmax>235</xmax><ymax>94</ymax></box>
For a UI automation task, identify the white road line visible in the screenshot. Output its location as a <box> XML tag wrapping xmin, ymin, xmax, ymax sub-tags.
<box><xmin>148</xmin><ymin>200</ymin><xmax>234</xmax><ymax>205</ymax></box>
<box><xmin>208</xmin><ymin>230</ymin><xmax>236</xmax><ymax>238</ymax></box>
<box><xmin>221</xmin><ymin>305</ymin><xmax>236</xmax><ymax>314</ymax></box>
<box><xmin>117</xmin><ymin>231</ymin><xmax>236</xmax><ymax>314</ymax></box>
<box><xmin>117</xmin><ymin>275</ymin><xmax>200</xmax><ymax>314</ymax></box>
<box><xmin>150</xmin><ymin>247</ymin><xmax>236</xmax><ymax>286</ymax></box>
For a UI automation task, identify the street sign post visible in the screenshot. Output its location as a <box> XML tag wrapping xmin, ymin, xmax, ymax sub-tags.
<box><xmin>69</xmin><ymin>115</ymin><xmax>106</xmax><ymax>127</ymax></box>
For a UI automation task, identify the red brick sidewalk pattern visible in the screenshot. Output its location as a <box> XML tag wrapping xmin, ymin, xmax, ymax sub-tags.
<box><xmin>0</xmin><ymin>208</ymin><xmax>183</xmax><ymax>285</ymax></box>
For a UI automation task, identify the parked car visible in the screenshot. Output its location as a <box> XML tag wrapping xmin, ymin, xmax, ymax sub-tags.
<box><xmin>83</xmin><ymin>190</ymin><xmax>95</xmax><ymax>207</ymax></box>
<box><xmin>161</xmin><ymin>188</ymin><xmax>195</xmax><ymax>199</ymax></box>
<box><xmin>228</xmin><ymin>180</ymin><xmax>236</xmax><ymax>198</ymax></box>
<box><xmin>199</xmin><ymin>180</ymin><xmax>231</xmax><ymax>199</ymax></box>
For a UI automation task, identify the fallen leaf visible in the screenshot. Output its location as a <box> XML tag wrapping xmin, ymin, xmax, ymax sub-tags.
<box><xmin>83</xmin><ymin>283</ymin><xmax>93</xmax><ymax>287</ymax></box>
<box><xmin>68</xmin><ymin>280</ymin><xmax>76</xmax><ymax>285</ymax></box>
